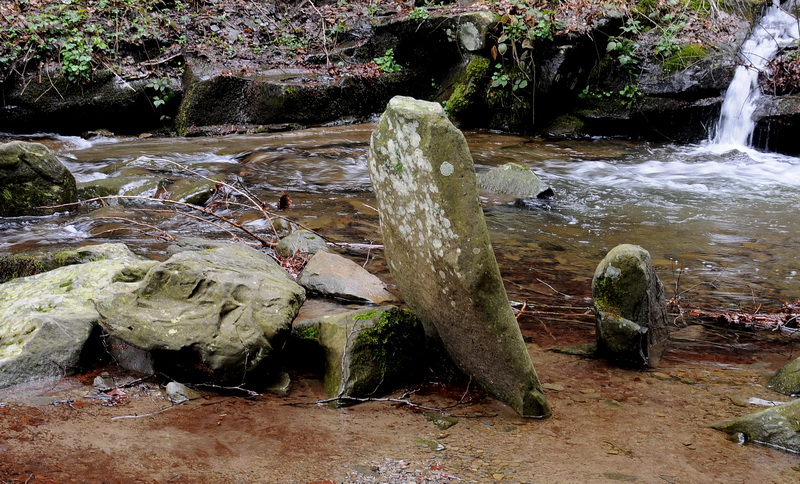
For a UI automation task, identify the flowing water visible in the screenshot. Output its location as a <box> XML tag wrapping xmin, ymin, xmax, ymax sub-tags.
<box><xmin>1</xmin><ymin>125</ymin><xmax>798</xmax><ymax>312</ymax></box>
<box><xmin>712</xmin><ymin>0</ymin><xmax>799</xmax><ymax>148</ymax></box>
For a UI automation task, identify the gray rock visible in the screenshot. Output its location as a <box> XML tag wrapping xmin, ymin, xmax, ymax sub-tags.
<box><xmin>298</xmin><ymin>251</ymin><xmax>396</xmax><ymax>304</ymax></box>
<box><xmin>767</xmin><ymin>357</ymin><xmax>800</xmax><ymax>396</ymax></box>
<box><xmin>453</xmin><ymin>11</ymin><xmax>498</xmax><ymax>52</ymax></box>
<box><xmin>165</xmin><ymin>381</ymin><xmax>202</xmax><ymax>403</ymax></box>
<box><xmin>96</xmin><ymin>243</ymin><xmax>305</xmax><ymax>383</ymax></box>
<box><xmin>0</xmin><ymin>141</ymin><xmax>77</xmax><ymax>216</ymax></box>
<box><xmin>367</xmin><ymin>96</ymin><xmax>550</xmax><ymax>418</ymax></box>
<box><xmin>276</xmin><ymin>229</ymin><xmax>330</xmax><ymax>258</ymax></box>
<box><xmin>477</xmin><ymin>162</ymin><xmax>551</xmax><ymax>199</ymax></box>
<box><xmin>292</xmin><ymin>306</ymin><xmax>424</xmax><ymax>400</ymax></box>
<box><xmin>592</xmin><ymin>244</ymin><xmax>669</xmax><ymax>367</ymax></box>
<box><xmin>0</xmin><ymin>257</ymin><xmax>156</xmax><ymax>389</ymax></box>
<box><xmin>712</xmin><ymin>399</ymin><xmax>800</xmax><ymax>453</ymax></box>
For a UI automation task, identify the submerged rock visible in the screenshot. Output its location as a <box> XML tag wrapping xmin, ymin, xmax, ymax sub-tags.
<box><xmin>592</xmin><ymin>244</ymin><xmax>669</xmax><ymax>367</ymax></box>
<box><xmin>96</xmin><ymin>243</ymin><xmax>305</xmax><ymax>383</ymax></box>
<box><xmin>712</xmin><ymin>399</ymin><xmax>800</xmax><ymax>453</ymax></box>
<box><xmin>291</xmin><ymin>306</ymin><xmax>424</xmax><ymax>401</ymax></box>
<box><xmin>0</xmin><ymin>254</ymin><xmax>156</xmax><ymax>389</ymax></box>
<box><xmin>0</xmin><ymin>141</ymin><xmax>77</xmax><ymax>216</ymax></box>
<box><xmin>767</xmin><ymin>357</ymin><xmax>800</xmax><ymax>396</ymax></box>
<box><xmin>367</xmin><ymin>96</ymin><xmax>550</xmax><ymax>418</ymax></box>
<box><xmin>298</xmin><ymin>251</ymin><xmax>396</xmax><ymax>304</ymax></box>
<box><xmin>477</xmin><ymin>162</ymin><xmax>552</xmax><ymax>199</ymax></box>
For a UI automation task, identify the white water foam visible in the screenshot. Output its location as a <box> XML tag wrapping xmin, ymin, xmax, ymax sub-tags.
<box><xmin>710</xmin><ymin>0</ymin><xmax>800</xmax><ymax>149</ymax></box>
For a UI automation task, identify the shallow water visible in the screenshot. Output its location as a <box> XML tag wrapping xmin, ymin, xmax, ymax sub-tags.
<box><xmin>1</xmin><ymin>125</ymin><xmax>798</xmax><ymax>311</ymax></box>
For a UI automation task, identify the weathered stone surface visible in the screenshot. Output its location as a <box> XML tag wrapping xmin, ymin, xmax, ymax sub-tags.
<box><xmin>291</xmin><ymin>306</ymin><xmax>424</xmax><ymax>400</ymax></box>
<box><xmin>0</xmin><ymin>141</ymin><xmax>77</xmax><ymax>216</ymax></box>
<box><xmin>165</xmin><ymin>381</ymin><xmax>202</xmax><ymax>403</ymax></box>
<box><xmin>592</xmin><ymin>244</ymin><xmax>669</xmax><ymax>367</ymax></box>
<box><xmin>96</xmin><ymin>243</ymin><xmax>305</xmax><ymax>383</ymax></box>
<box><xmin>276</xmin><ymin>229</ymin><xmax>330</xmax><ymax>258</ymax></box>
<box><xmin>477</xmin><ymin>162</ymin><xmax>551</xmax><ymax>199</ymax></box>
<box><xmin>298</xmin><ymin>251</ymin><xmax>396</xmax><ymax>304</ymax></box>
<box><xmin>367</xmin><ymin>96</ymin><xmax>550</xmax><ymax>417</ymax></box>
<box><xmin>0</xmin><ymin>256</ymin><xmax>156</xmax><ymax>389</ymax></box>
<box><xmin>767</xmin><ymin>357</ymin><xmax>800</xmax><ymax>396</ymax></box>
<box><xmin>712</xmin><ymin>399</ymin><xmax>800</xmax><ymax>453</ymax></box>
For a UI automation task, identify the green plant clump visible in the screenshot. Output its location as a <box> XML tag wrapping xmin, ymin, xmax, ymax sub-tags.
<box><xmin>373</xmin><ymin>49</ymin><xmax>402</xmax><ymax>73</ymax></box>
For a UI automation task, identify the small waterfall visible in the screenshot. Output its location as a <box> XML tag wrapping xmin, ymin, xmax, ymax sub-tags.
<box><xmin>711</xmin><ymin>0</ymin><xmax>799</xmax><ymax>149</ymax></box>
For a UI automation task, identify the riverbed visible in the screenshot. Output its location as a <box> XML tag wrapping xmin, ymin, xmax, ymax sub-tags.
<box><xmin>1</xmin><ymin>125</ymin><xmax>799</xmax><ymax>482</ymax></box>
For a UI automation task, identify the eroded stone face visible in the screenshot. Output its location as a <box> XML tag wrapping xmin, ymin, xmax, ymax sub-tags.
<box><xmin>367</xmin><ymin>96</ymin><xmax>550</xmax><ymax>418</ymax></box>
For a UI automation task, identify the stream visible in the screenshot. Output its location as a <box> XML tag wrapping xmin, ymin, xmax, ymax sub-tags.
<box><xmin>1</xmin><ymin>125</ymin><xmax>798</xmax><ymax>313</ymax></box>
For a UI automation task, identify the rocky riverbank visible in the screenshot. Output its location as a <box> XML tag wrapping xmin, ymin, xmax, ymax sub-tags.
<box><xmin>3</xmin><ymin>1</ymin><xmax>800</xmax><ymax>153</ymax></box>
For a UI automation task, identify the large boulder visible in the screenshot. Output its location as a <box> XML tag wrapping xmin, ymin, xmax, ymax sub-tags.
<box><xmin>298</xmin><ymin>251</ymin><xmax>396</xmax><ymax>304</ymax></box>
<box><xmin>0</xmin><ymin>141</ymin><xmax>78</xmax><ymax>216</ymax></box>
<box><xmin>291</xmin><ymin>306</ymin><xmax>424</xmax><ymax>400</ymax></box>
<box><xmin>96</xmin><ymin>243</ymin><xmax>306</xmax><ymax>383</ymax></box>
<box><xmin>367</xmin><ymin>96</ymin><xmax>550</xmax><ymax>418</ymax></box>
<box><xmin>592</xmin><ymin>244</ymin><xmax>669</xmax><ymax>367</ymax></box>
<box><xmin>712</xmin><ymin>399</ymin><xmax>800</xmax><ymax>453</ymax></box>
<box><xmin>0</xmin><ymin>245</ymin><xmax>155</xmax><ymax>388</ymax></box>
<box><xmin>767</xmin><ymin>357</ymin><xmax>800</xmax><ymax>396</ymax></box>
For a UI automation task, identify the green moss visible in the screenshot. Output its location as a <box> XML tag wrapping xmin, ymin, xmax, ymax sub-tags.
<box><xmin>663</xmin><ymin>43</ymin><xmax>707</xmax><ymax>73</ymax></box>
<box><xmin>355</xmin><ymin>308</ymin><xmax>421</xmax><ymax>373</ymax></box>
<box><xmin>593</xmin><ymin>276</ymin><xmax>625</xmax><ymax>312</ymax></box>
<box><xmin>353</xmin><ymin>310</ymin><xmax>378</xmax><ymax>321</ymax></box>
<box><xmin>295</xmin><ymin>325</ymin><xmax>319</xmax><ymax>340</ymax></box>
<box><xmin>445</xmin><ymin>55</ymin><xmax>491</xmax><ymax>117</ymax></box>
<box><xmin>0</xmin><ymin>255</ymin><xmax>44</xmax><ymax>283</ymax></box>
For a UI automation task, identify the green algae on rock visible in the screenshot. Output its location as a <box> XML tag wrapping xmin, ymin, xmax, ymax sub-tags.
<box><xmin>592</xmin><ymin>244</ymin><xmax>669</xmax><ymax>368</ymax></box>
<box><xmin>291</xmin><ymin>306</ymin><xmax>424</xmax><ymax>401</ymax></box>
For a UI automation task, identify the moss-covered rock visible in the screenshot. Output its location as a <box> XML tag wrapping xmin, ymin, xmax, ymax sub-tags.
<box><xmin>767</xmin><ymin>357</ymin><xmax>800</xmax><ymax>396</ymax></box>
<box><xmin>592</xmin><ymin>244</ymin><xmax>669</xmax><ymax>367</ymax></box>
<box><xmin>0</xmin><ymin>141</ymin><xmax>77</xmax><ymax>216</ymax></box>
<box><xmin>291</xmin><ymin>306</ymin><xmax>424</xmax><ymax>401</ymax></box>
<box><xmin>444</xmin><ymin>55</ymin><xmax>491</xmax><ymax>118</ymax></box>
<box><xmin>712</xmin><ymin>399</ymin><xmax>800</xmax><ymax>453</ymax></box>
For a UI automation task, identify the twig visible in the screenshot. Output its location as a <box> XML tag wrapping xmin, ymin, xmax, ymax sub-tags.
<box><xmin>193</xmin><ymin>382</ymin><xmax>260</xmax><ymax>398</ymax></box>
<box><xmin>536</xmin><ymin>278</ymin><xmax>571</xmax><ymax>298</ymax></box>
<box><xmin>93</xmin><ymin>216</ymin><xmax>177</xmax><ymax>241</ymax></box>
<box><xmin>308</xmin><ymin>0</ymin><xmax>330</xmax><ymax>66</ymax></box>
<box><xmin>515</xmin><ymin>300</ymin><xmax>527</xmax><ymax>320</ymax></box>
<box><xmin>42</xmin><ymin>195</ymin><xmax>276</xmax><ymax>248</ymax></box>
<box><xmin>111</xmin><ymin>401</ymin><xmax>184</xmax><ymax>420</ymax></box>
<box><xmin>314</xmin><ymin>395</ymin><xmax>444</xmax><ymax>411</ymax></box>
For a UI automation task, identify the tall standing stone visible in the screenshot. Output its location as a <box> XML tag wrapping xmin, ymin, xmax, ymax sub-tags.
<box><xmin>367</xmin><ymin>96</ymin><xmax>550</xmax><ymax>418</ymax></box>
<box><xmin>592</xmin><ymin>244</ymin><xmax>669</xmax><ymax>367</ymax></box>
